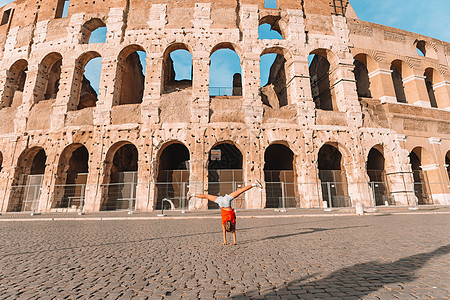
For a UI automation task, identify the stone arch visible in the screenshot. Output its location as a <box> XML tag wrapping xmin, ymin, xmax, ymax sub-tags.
<box><xmin>258</xmin><ymin>15</ymin><xmax>285</xmax><ymax>39</ymax></box>
<box><xmin>8</xmin><ymin>147</ymin><xmax>47</xmax><ymax>212</ymax></box>
<box><xmin>113</xmin><ymin>44</ymin><xmax>147</xmax><ymax>105</ymax></box>
<box><xmin>317</xmin><ymin>142</ymin><xmax>350</xmax><ymax>207</ymax></box>
<box><xmin>264</xmin><ymin>142</ymin><xmax>297</xmax><ymax>208</ymax></box>
<box><xmin>210</xmin><ymin>43</ymin><xmax>242</xmax><ymax>97</ymax></box>
<box><xmin>409</xmin><ymin>146</ymin><xmax>435</xmax><ymax>205</ymax></box>
<box><xmin>102</xmin><ymin>142</ymin><xmax>138</xmax><ymax>211</ymax></box>
<box><xmin>366</xmin><ymin>145</ymin><xmax>391</xmax><ymax>206</ymax></box>
<box><xmin>1</xmin><ymin>59</ymin><xmax>28</xmax><ymax>108</ymax></box>
<box><xmin>207</xmin><ymin>141</ymin><xmax>244</xmax><ymax>209</ymax></box>
<box><xmin>52</xmin><ymin>144</ymin><xmax>89</xmax><ymax>210</ymax></box>
<box><xmin>390</xmin><ymin>59</ymin><xmax>413</xmax><ymax>104</ymax></box>
<box><xmin>34</xmin><ymin>52</ymin><xmax>63</xmax><ymax>102</ymax></box>
<box><xmin>260</xmin><ymin>47</ymin><xmax>293</xmax><ymax>108</ymax></box>
<box><xmin>155</xmin><ymin>141</ymin><xmax>190</xmax><ymax>210</ymax></box>
<box><xmin>414</xmin><ymin>40</ymin><xmax>438</xmax><ymax>59</ymax></box>
<box><xmin>309</xmin><ymin>49</ymin><xmax>339</xmax><ymax>111</ymax></box>
<box><xmin>162</xmin><ymin>43</ymin><xmax>193</xmax><ymax>93</ymax></box>
<box><xmin>353</xmin><ymin>53</ymin><xmax>375</xmax><ymax>98</ymax></box>
<box><xmin>424</xmin><ymin>67</ymin><xmax>443</xmax><ymax>108</ymax></box>
<box><xmin>80</xmin><ymin>18</ymin><xmax>107</xmax><ymax>44</ymax></box>
<box><xmin>69</xmin><ymin>51</ymin><xmax>102</xmax><ymax>111</ymax></box>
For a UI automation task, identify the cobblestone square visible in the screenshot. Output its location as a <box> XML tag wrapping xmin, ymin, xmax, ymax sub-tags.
<box><xmin>0</xmin><ymin>213</ymin><xmax>449</xmax><ymax>299</ymax></box>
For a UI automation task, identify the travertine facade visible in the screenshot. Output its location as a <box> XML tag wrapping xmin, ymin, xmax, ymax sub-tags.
<box><xmin>0</xmin><ymin>0</ymin><xmax>449</xmax><ymax>213</ymax></box>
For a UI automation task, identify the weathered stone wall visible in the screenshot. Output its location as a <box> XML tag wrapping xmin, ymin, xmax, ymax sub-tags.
<box><xmin>0</xmin><ymin>0</ymin><xmax>449</xmax><ymax>213</ymax></box>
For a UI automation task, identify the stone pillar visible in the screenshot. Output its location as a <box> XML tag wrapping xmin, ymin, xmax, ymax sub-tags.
<box><xmin>244</xmin><ymin>129</ymin><xmax>264</xmax><ymax>209</ymax></box>
<box><xmin>403</xmin><ymin>73</ymin><xmax>431</xmax><ymax>107</ymax></box>
<box><xmin>368</xmin><ymin>67</ymin><xmax>397</xmax><ymax>103</ymax></box>
<box><xmin>433</xmin><ymin>81</ymin><xmax>450</xmax><ymax>110</ymax></box>
<box><xmin>242</xmin><ymin>55</ymin><xmax>264</xmax><ymax>125</ymax></box>
<box><xmin>14</xmin><ymin>64</ymin><xmax>39</xmax><ymax>132</ymax></box>
<box><xmin>385</xmin><ymin>135</ymin><xmax>416</xmax><ymax>206</ymax></box>
<box><xmin>141</xmin><ymin>55</ymin><xmax>162</xmax><ymax>125</ymax></box>
<box><xmin>135</xmin><ymin>141</ymin><xmax>154</xmax><ymax>211</ymax></box>
<box><xmin>330</xmin><ymin>62</ymin><xmax>363</xmax><ymax>126</ymax></box>
<box><xmin>93</xmin><ymin>56</ymin><xmax>117</xmax><ymax>126</ymax></box>
<box><xmin>297</xmin><ymin>133</ymin><xmax>322</xmax><ymax>208</ymax></box>
<box><xmin>191</xmin><ymin>55</ymin><xmax>209</xmax><ymax>124</ymax></box>
<box><xmin>424</xmin><ymin>137</ymin><xmax>450</xmax><ymax>204</ymax></box>
<box><xmin>288</xmin><ymin>57</ymin><xmax>316</xmax><ymax>127</ymax></box>
<box><xmin>37</xmin><ymin>152</ymin><xmax>58</xmax><ymax>212</ymax></box>
<box><xmin>50</xmin><ymin>58</ymin><xmax>77</xmax><ymax>129</ymax></box>
<box><xmin>188</xmin><ymin>131</ymin><xmax>208</xmax><ymax>210</ymax></box>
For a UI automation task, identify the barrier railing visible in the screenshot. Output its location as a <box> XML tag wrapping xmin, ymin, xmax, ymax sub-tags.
<box><xmin>4</xmin><ymin>180</ymin><xmax>449</xmax><ymax>213</ymax></box>
<box><xmin>100</xmin><ymin>182</ymin><xmax>137</xmax><ymax>212</ymax></box>
<box><xmin>209</xmin><ymin>87</ymin><xmax>242</xmax><ymax>96</ymax></box>
<box><xmin>52</xmin><ymin>184</ymin><xmax>86</xmax><ymax>212</ymax></box>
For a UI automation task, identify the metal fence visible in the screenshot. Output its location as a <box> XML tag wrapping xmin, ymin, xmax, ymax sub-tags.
<box><xmin>155</xmin><ymin>182</ymin><xmax>189</xmax><ymax>211</ymax></box>
<box><xmin>209</xmin><ymin>87</ymin><xmax>242</xmax><ymax>96</ymax></box>
<box><xmin>100</xmin><ymin>182</ymin><xmax>137</xmax><ymax>212</ymax></box>
<box><xmin>8</xmin><ymin>184</ymin><xmax>42</xmax><ymax>213</ymax></box>
<box><xmin>52</xmin><ymin>184</ymin><xmax>86</xmax><ymax>212</ymax></box>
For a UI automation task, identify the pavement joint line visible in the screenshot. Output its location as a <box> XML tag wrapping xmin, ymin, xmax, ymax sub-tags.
<box><xmin>0</xmin><ymin>211</ymin><xmax>448</xmax><ymax>222</ymax></box>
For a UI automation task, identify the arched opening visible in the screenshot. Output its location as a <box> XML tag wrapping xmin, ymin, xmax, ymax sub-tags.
<box><xmin>55</xmin><ymin>0</ymin><xmax>70</xmax><ymax>19</ymax></box>
<box><xmin>80</xmin><ymin>18</ymin><xmax>107</xmax><ymax>44</ymax></box>
<box><xmin>8</xmin><ymin>148</ymin><xmax>47</xmax><ymax>212</ymax></box>
<box><xmin>70</xmin><ymin>52</ymin><xmax>102</xmax><ymax>110</ymax></box>
<box><xmin>35</xmin><ymin>53</ymin><xmax>63</xmax><ymax>102</ymax></box>
<box><xmin>210</xmin><ymin>44</ymin><xmax>242</xmax><ymax>96</ymax></box>
<box><xmin>353</xmin><ymin>55</ymin><xmax>372</xmax><ymax>98</ymax></box>
<box><xmin>415</xmin><ymin>40</ymin><xmax>426</xmax><ymax>57</ymax></box>
<box><xmin>309</xmin><ymin>50</ymin><xmax>335</xmax><ymax>111</ymax></box>
<box><xmin>409</xmin><ymin>148</ymin><xmax>432</xmax><ymax>205</ymax></box>
<box><xmin>264</xmin><ymin>144</ymin><xmax>297</xmax><ymax>208</ymax></box>
<box><xmin>1</xmin><ymin>59</ymin><xmax>28</xmax><ymax>108</ymax></box>
<box><xmin>52</xmin><ymin>144</ymin><xmax>89</xmax><ymax>211</ymax></box>
<box><xmin>446</xmin><ymin>151</ymin><xmax>450</xmax><ymax>182</ymax></box>
<box><xmin>258</xmin><ymin>16</ymin><xmax>284</xmax><ymax>40</ymax></box>
<box><xmin>0</xmin><ymin>151</ymin><xmax>3</xmax><ymax>172</ymax></box>
<box><xmin>114</xmin><ymin>45</ymin><xmax>147</xmax><ymax>105</ymax></box>
<box><xmin>424</xmin><ymin>68</ymin><xmax>439</xmax><ymax>108</ymax></box>
<box><xmin>318</xmin><ymin>144</ymin><xmax>350</xmax><ymax>207</ymax></box>
<box><xmin>260</xmin><ymin>48</ymin><xmax>290</xmax><ymax>108</ymax></box>
<box><xmin>208</xmin><ymin>143</ymin><xmax>243</xmax><ymax>209</ymax></box>
<box><xmin>102</xmin><ymin>143</ymin><xmax>138</xmax><ymax>211</ymax></box>
<box><xmin>366</xmin><ymin>147</ymin><xmax>390</xmax><ymax>206</ymax></box>
<box><xmin>162</xmin><ymin>44</ymin><xmax>193</xmax><ymax>93</ymax></box>
<box><xmin>390</xmin><ymin>60</ymin><xmax>408</xmax><ymax>103</ymax></box>
<box><xmin>155</xmin><ymin>143</ymin><xmax>190</xmax><ymax>210</ymax></box>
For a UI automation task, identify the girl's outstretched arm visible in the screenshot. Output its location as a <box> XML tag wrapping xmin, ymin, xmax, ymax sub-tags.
<box><xmin>194</xmin><ymin>194</ymin><xmax>218</xmax><ymax>202</ymax></box>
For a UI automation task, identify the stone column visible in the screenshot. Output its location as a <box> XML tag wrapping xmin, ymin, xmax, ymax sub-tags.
<box><xmin>368</xmin><ymin>66</ymin><xmax>397</xmax><ymax>103</ymax></box>
<box><xmin>37</xmin><ymin>151</ymin><xmax>58</xmax><ymax>212</ymax></box>
<box><xmin>433</xmin><ymin>80</ymin><xmax>450</xmax><ymax>110</ymax></box>
<box><xmin>14</xmin><ymin>64</ymin><xmax>39</xmax><ymax>132</ymax></box>
<box><xmin>243</xmin><ymin>129</ymin><xmax>264</xmax><ymax>209</ymax></box>
<box><xmin>141</xmin><ymin>55</ymin><xmax>162</xmax><ymax>125</ymax></box>
<box><xmin>191</xmin><ymin>55</ymin><xmax>210</xmax><ymax>124</ymax></box>
<box><xmin>188</xmin><ymin>130</ymin><xmax>209</xmax><ymax>210</ymax></box>
<box><xmin>93</xmin><ymin>56</ymin><xmax>117</xmax><ymax>126</ymax></box>
<box><xmin>330</xmin><ymin>62</ymin><xmax>363</xmax><ymax>126</ymax></box>
<box><xmin>50</xmin><ymin>58</ymin><xmax>77</xmax><ymax>129</ymax></box>
<box><xmin>297</xmin><ymin>132</ymin><xmax>322</xmax><ymax>208</ymax></box>
<box><xmin>135</xmin><ymin>141</ymin><xmax>154</xmax><ymax>211</ymax></box>
<box><xmin>385</xmin><ymin>135</ymin><xmax>416</xmax><ymax>206</ymax></box>
<box><xmin>403</xmin><ymin>72</ymin><xmax>431</xmax><ymax>107</ymax></box>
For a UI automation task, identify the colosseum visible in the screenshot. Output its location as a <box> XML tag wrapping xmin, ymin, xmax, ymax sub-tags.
<box><xmin>0</xmin><ymin>0</ymin><xmax>449</xmax><ymax>214</ymax></box>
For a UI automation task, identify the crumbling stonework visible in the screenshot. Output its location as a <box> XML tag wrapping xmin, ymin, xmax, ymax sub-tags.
<box><xmin>0</xmin><ymin>0</ymin><xmax>449</xmax><ymax>213</ymax></box>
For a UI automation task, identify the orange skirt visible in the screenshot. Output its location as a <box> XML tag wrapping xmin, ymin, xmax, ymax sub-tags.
<box><xmin>221</xmin><ymin>208</ymin><xmax>236</xmax><ymax>226</ymax></box>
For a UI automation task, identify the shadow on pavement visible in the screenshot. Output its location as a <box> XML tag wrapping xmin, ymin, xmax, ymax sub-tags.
<box><xmin>234</xmin><ymin>244</ymin><xmax>450</xmax><ymax>299</ymax></box>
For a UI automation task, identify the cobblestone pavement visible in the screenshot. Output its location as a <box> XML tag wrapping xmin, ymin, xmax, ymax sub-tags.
<box><xmin>0</xmin><ymin>214</ymin><xmax>449</xmax><ymax>299</ymax></box>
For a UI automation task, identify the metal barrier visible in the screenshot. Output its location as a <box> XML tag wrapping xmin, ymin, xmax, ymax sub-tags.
<box><xmin>265</xmin><ymin>182</ymin><xmax>299</xmax><ymax>209</ymax></box>
<box><xmin>368</xmin><ymin>181</ymin><xmax>394</xmax><ymax>206</ymax></box>
<box><xmin>207</xmin><ymin>181</ymin><xmax>246</xmax><ymax>209</ymax></box>
<box><xmin>155</xmin><ymin>182</ymin><xmax>188</xmax><ymax>211</ymax></box>
<box><xmin>320</xmin><ymin>182</ymin><xmax>351</xmax><ymax>208</ymax></box>
<box><xmin>8</xmin><ymin>184</ymin><xmax>42</xmax><ymax>213</ymax></box>
<box><xmin>52</xmin><ymin>184</ymin><xmax>86</xmax><ymax>212</ymax></box>
<box><xmin>209</xmin><ymin>87</ymin><xmax>242</xmax><ymax>96</ymax></box>
<box><xmin>101</xmin><ymin>182</ymin><xmax>137</xmax><ymax>212</ymax></box>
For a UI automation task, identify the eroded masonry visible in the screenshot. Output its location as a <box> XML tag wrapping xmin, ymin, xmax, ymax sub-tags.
<box><xmin>0</xmin><ymin>0</ymin><xmax>449</xmax><ymax>213</ymax></box>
